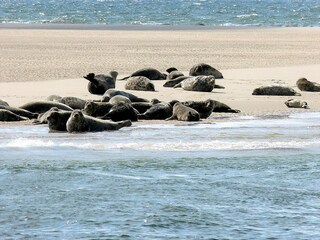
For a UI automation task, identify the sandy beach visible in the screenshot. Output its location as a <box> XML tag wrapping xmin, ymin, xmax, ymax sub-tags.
<box><xmin>0</xmin><ymin>25</ymin><xmax>319</xmax><ymax>118</ymax></box>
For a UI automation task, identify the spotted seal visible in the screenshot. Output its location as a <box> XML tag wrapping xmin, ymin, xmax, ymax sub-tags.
<box><xmin>66</xmin><ymin>110</ymin><xmax>132</xmax><ymax>133</ymax></box>
<box><xmin>131</xmin><ymin>102</ymin><xmax>152</xmax><ymax>114</ymax></box>
<box><xmin>173</xmin><ymin>75</ymin><xmax>215</xmax><ymax>92</ymax></box>
<box><xmin>46</xmin><ymin>109</ymin><xmax>73</xmax><ymax>132</ymax></box>
<box><xmin>101</xmin><ymin>89</ymin><xmax>149</xmax><ymax>102</ymax></box>
<box><xmin>125</xmin><ymin>76</ymin><xmax>155</xmax><ymax>91</ymax></box>
<box><xmin>285</xmin><ymin>99</ymin><xmax>309</xmax><ymax>109</ymax></box>
<box><xmin>138</xmin><ymin>99</ymin><xmax>173</xmax><ymax>120</ymax></box>
<box><xmin>100</xmin><ymin>102</ymin><xmax>139</xmax><ymax>122</ymax></box>
<box><xmin>252</xmin><ymin>86</ymin><xmax>301</xmax><ymax>96</ymax></box>
<box><xmin>55</xmin><ymin>96</ymin><xmax>87</xmax><ymax>109</ymax></box>
<box><xmin>120</xmin><ymin>68</ymin><xmax>166</xmax><ymax>80</ymax></box>
<box><xmin>0</xmin><ymin>109</ymin><xmax>28</xmax><ymax>122</ymax></box>
<box><xmin>166</xmin><ymin>102</ymin><xmax>200</xmax><ymax>121</ymax></box>
<box><xmin>83</xmin><ymin>71</ymin><xmax>118</xmax><ymax>95</ymax></box>
<box><xmin>296</xmin><ymin>78</ymin><xmax>320</xmax><ymax>92</ymax></box>
<box><xmin>189</xmin><ymin>63</ymin><xmax>223</xmax><ymax>79</ymax></box>
<box><xmin>19</xmin><ymin>101</ymin><xmax>73</xmax><ymax>113</ymax></box>
<box><xmin>83</xmin><ymin>101</ymin><xmax>113</xmax><ymax>117</ymax></box>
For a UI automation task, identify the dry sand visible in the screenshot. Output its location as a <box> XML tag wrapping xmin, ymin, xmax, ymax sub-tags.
<box><xmin>0</xmin><ymin>25</ymin><xmax>319</xmax><ymax>121</ymax></box>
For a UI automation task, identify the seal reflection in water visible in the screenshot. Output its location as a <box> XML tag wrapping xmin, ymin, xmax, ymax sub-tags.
<box><xmin>66</xmin><ymin>110</ymin><xmax>131</xmax><ymax>133</ymax></box>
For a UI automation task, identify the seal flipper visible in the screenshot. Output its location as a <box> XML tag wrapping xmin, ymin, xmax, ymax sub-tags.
<box><xmin>173</xmin><ymin>83</ymin><xmax>182</xmax><ymax>88</ymax></box>
<box><xmin>83</xmin><ymin>73</ymin><xmax>99</xmax><ymax>85</ymax></box>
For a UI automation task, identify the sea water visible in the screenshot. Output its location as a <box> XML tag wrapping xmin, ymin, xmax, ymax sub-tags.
<box><xmin>0</xmin><ymin>0</ymin><xmax>319</xmax><ymax>27</ymax></box>
<box><xmin>1</xmin><ymin>112</ymin><xmax>320</xmax><ymax>239</ymax></box>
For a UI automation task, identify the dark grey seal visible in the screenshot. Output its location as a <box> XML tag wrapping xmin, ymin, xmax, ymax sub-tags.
<box><xmin>120</xmin><ymin>68</ymin><xmax>166</xmax><ymax>80</ymax></box>
<box><xmin>189</xmin><ymin>63</ymin><xmax>223</xmax><ymax>79</ymax></box>
<box><xmin>166</xmin><ymin>67</ymin><xmax>184</xmax><ymax>80</ymax></box>
<box><xmin>125</xmin><ymin>76</ymin><xmax>155</xmax><ymax>91</ymax></box>
<box><xmin>138</xmin><ymin>99</ymin><xmax>173</xmax><ymax>120</ymax></box>
<box><xmin>66</xmin><ymin>110</ymin><xmax>132</xmax><ymax>133</ymax></box>
<box><xmin>0</xmin><ymin>105</ymin><xmax>38</xmax><ymax>119</ymax></box>
<box><xmin>131</xmin><ymin>102</ymin><xmax>152</xmax><ymax>114</ymax></box>
<box><xmin>100</xmin><ymin>102</ymin><xmax>138</xmax><ymax>122</ymax></box>
<box><xmin>19</xmin><ymin>101</ymin><xmax>73</xmax><ymax>114</ymax></box>
<box><xmin>101</xmin><ymin>89</ymin><xmax>149</xmax><ymax>102</ymax></box>
<box><xmin>83</xmin><ymin>71</ymin><xmax>118</xmax><ymax>95</ymax></box>
<box><xmin>55</xmin><ymin>96</ymin><xmax>87</xmax><ymax>110</ymax></box>
<box><xmin>83</xmin><ymin>101</ymin><xmax>113</xmax><ymax>117</ymax></box>
<box><xmin>46</xmin><ymin>109</ymin><xmax>73</xmax><ymax>132</ymax></box>
<box><xmin>166</xmin><ymin>102</ymin><xmax>200</xmax><ymax>121</ymax></box>
<box><xmin>179</xmin><ymin>99</ymin><xmax>215</xmax><ymax>118</ymax></box>
<box><xmin>296</xmin><ymin>78</ymin><xmax>320</xmax><ymax>92</ymax></box>
<box><xmin>252</xmin><ymin>86</ymin><xmax>301</xmax><ymax>96</ymax></box>
<box><xmin>0</xmin><ymin>109</ymin><xmax>28</xmax><ymax>122</ymax></box>
<box><xmin>174</xmin><ymin>75</ymin><xmax>215</xmax><ymax>92</ymax></box>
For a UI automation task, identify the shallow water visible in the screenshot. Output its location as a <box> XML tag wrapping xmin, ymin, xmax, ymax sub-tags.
<box><xmin>1</xmin><ymin>112</ymin><xmax>320</xmax><ymax>239</ymax></box>
<box><xmin>1</xmin><ymin>0</ymin><xmax>319</xmax><ymax>27</ymax></box>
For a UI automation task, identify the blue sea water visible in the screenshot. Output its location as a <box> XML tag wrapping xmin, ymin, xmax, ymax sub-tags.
<box><xmin>1</xmin><ymin>112</ymin><xmax>320</xmax><ymax>239</ymax></box>
<box><xmin>0</xmin><ymin>0</ymin><xmax>319</xmax><ymax>27</ymax></box>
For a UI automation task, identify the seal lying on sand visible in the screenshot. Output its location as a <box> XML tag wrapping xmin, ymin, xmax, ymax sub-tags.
<box><xmin>252</xmin><ymin>86</ymin><xmax>301</xmax><ymax>96</ymax></box>
<box><xmin>83</xmin><ymin>71</ymin><xmax>118</xmax><ymax>95</ymax></box>
<box><xmin>174</xmin><ymin>75</ymin><xmax>215</xmax><ymax>92</ymax></box>
<box><xmin>163</xmin><ymin>76</ymin><xmax>191</xmax><ymax>88</ymax></box>
<box><xmin>109</xmin><ymin>95</ymin><xmax>132</xmax><ymax>105</ymax></box>
<box><xmin>0</xmin><ymin>105</ymin><xmax>38</xmax><ymax>119</ymax></box>
<box><xmin>100</xmin><ymin>102</ymin><xmax>138</xmax><ymax>122</ymax></box>
<box><xmin>46</xmin><ymin>109</ymin><xmax>72</xmax><ymax>132</ymax></box>
<box><xmin>0</xmin><ymin>109</ymin><xmax>28</xmax><ymax>122</ymax></box>
<box><xmin>20</xmin><ymin>101</ymin><xmax>73</xmax><ymax>114</ymax></box>
<box><xmin>33</xmin><ymin>107</ymin><xmax>59</xmax><ymax>124</ymax></box>
<box><xmin>83</xmin><ymin>101</ymin><xmax>113</xmax><ymax>117</ymax></box>
<box><xmin>166</xmin><ymin>102</ymin><xmax>200</xmax><ymax>121</ymax></box>
<box><xmin>166</xmin><ymin>67</ymin><xmax>184</xmax><ymax>80</ymax></box>
<box><xmin>125</xmin><ymin>76</ymin><xmax>155</xmax><ymax>91</ymax></box>
<box><xmin>55</xmin><ymin>96</ymin><xmax>87</xmax><ymax>110</ymax></box>
<box><xmin>285</xmin><ymin>99</ymin><xmax>309</xmax><ymax>109</ymax></box>
<box><xmin>189</xmin><ymin>63</ymin><xmax>223</xmax><ymax>79</ymax></box>
<box><xmin>138</xmin><ymin>99</ymin><xmax>173</xmax><ymax>120</ymax></box>
<box><xmin>296</xmin><ymin>78</ymin><xmax>320</xmax><ymax>92</ymax></box>
<box><xmin>101</xmin><ymin>89</ymin><xmax>149</xmax><ymax>102</ymax></box>
<box><xmin>66</xmin><ymin>110</ymin><xmax>131</xmax><ymax>133</ymax></box>
<box><xmin>46</xmin><ymin>95</ymin><xmax>62</xmax><ymax>101</ymax></box>
<box><xmin>120</xmin><ymin>68</ymin><xmax>166</xmax><ymax>80</ymax></box>
<box><xmin>131</xmin><ymin>102</ymin><xmax>152</xmax><ymax>114</ymax></box>
<box><xmin>179</xmin><ymin>99</ymin><xmax>214</xmax><ymax>118</ymax></box>
<box><xmin>0</xmin><ymin>99</ymin><xmax>9</xmax><ymax>106</ymax></box>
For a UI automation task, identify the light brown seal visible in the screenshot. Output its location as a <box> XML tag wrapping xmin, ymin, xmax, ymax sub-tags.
<box><xmin>66</xmin><ymin>110</ymin><xmax>132</xmax><ymax>133</ymax></box>
<box><xmin>173</xmin><ymin>75</ymin><xmax>215</xmax><ymax>92</ymax></box>
<box><xmin>252</xmin><ymin>86</ymin><xmax>301</xmax><ymax>96</ymax></box>
<box><xmin>189</xmin><ymin>63</ymin><xmax>223</xmax><ymax>79</ymax></box>
<box><xmin>166</xmin><ymin>102</ymin><xmax>200</xmax><ymax>122</ymax></box>
<box><xmin>0</xmin><ymin>109</ymin><xmax>29</xmax><ymax>122</ymax></box>
<box><xmin>83</xmin><ymin>71</ymin><xmax>118</xmax><ymax>95</ymax></box>
<box><xmin>125</xmin><ymin>76</ymin><xmax>155</xmax><ymax>91</ymax></box>
<box><xmin>285</xmin><ymin>99</ymin><xmax>309</xmax><ymax>109</ymax></box>
<box><xmin>296</xmin><ymin>78</ymin><xmax>320</xmax><ymax>92</ymax></box>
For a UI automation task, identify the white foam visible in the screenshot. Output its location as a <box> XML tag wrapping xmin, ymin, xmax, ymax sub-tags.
<box><xmin>5</xmin><ymin>138</ymin><xmax>55</xmax><ymax>148</ymax></box>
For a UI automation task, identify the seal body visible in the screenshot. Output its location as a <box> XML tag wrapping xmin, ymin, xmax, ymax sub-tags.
<box><xmin>163</xmin><ymin>76</ymin><xmax>190</xmax><ymax>88</ymax></box>
<box><xmin>296</xmin><ymin>78</ymin><xmax>320</xmax><ymax>92</ymax></box>
<box><xmin>180</xmin><ymin>99</ymin><xmax>214</xmax><ymax>118</ymax></box>
<box><xmin>0</xmin><ymin>105</ymin><xmax>38</xmax><ymax>119</ymax></box>
<box><xmin>20</xmin><ymin>101</ymin><xmax>73</xmax><ymax>114</ymax></box>
<box><xmin>189</xmin><ymin>63</ymin><xmax>223</xmax><ymax>79</ymax></box>
<box><xmin>131</xmin><ymin>102</ymin><xmax>152</xmax><ymax>114</ymax></box>
<box><xmin>46</xmin><ymin>109</ymin><xmax>72</xmax><ymax>132</ymax></box>
<box><xmin>121</xmin><ymin>68</ymin><xmax>166</xmax><ymax>80</ymax></box>
<box><xmin>0</xmin><ymin>99</ymin><xmax>9</xmax><ymax>106</ymax></box>
<box><xmin>174</xmin><ymin>76</ymin><xmax>215</xmax><ymax>92</ymax></box>
<box><xmin>109</xmin><ymin>95</ymin><xmax>132</xmax><ymax>105</ymax></box>
<box><xmin>33</xmin><ymin>107</ymin><xmax>59</xmax><ymax>124</ymax></box>
<box><xmin>166</xmin><ymin>67</ymin><xmax>184</xmax><ymax>81</ymax></box>
<box><xmin>252</xmin><ymin>86</ymin><xmax>301</xmax><ymax>96</ymax></box>
<box><xmin>83</xmin><ymin>101</ymin><xmax>113</xmax><ymax>117</ymax></box>
<box><xmin>125</xmin><ymin>76</ymin><xmax>155</xmax><ymax>91</ymax></box>
<box><xmin>166</xmin><ymin>102</ymin><xmax>200</xmax><ymax>121</ymax></box>
<box><xmin>84</xmin><ymin>71</ymin><xmax>118</xmax><ymax>95</ymax></box>
<box><xmin>285</xmin><ymin>99</ymin><xmax>309</xmax><ymax>109</ymax></box>
<box><xmin>101</xmin><ymin>102</ymin><xmax>138</xmax><ymax>122</ymax></box>
<box><xmin>101</xmin><ymin>89</ymin><xmax>149</xmax><ymax>102</ymax></box>
<box><xmin>66</xmin><ymin>110</ymin><xmax>131</xmax><ymax>133</ymax></box>
<box><xmin>138</xmin><ymin>100</ymin><xmax>172</xmax><ymax>120</ymax></box>
<box><xmin>0</xmin><ymin>109</ymin><xmax>28</xmax><ymax>121</ymax></box>
<box><xmin>56</xmin><ymin>96</ymin><xmax>87</xmax><ymax>109</ymax></box>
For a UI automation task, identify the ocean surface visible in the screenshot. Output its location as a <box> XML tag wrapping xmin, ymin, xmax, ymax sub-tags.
<box><xmin>1</xmin><ymin>112</ymin><xmax>320</xmax><ymax>239</ymax></box>
<box><xmin>0</xmin><ymin>0</ymin><xmax>319</xmax><ymax>27</ymax></box>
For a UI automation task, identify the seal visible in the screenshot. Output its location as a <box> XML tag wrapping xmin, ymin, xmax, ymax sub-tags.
<box><xmin>252</xmin><ymin>86</ymin><xmax>301</xmax><ymax>96</ymax></box>
<box><xmin>83</xmin><ymin>71</ymin><xmax>118</xmax><ymax>95</ymax></box>
<box><xmin>66</xmin><ymin>110</ymin><xmax>132</xmax><ymax>133</ymax></box>
<box><xmin>166</xmin><ymin>67</ymin><xmax>184</xmax><ymax>81</ymax></box>
<box><xmin>173</xmin><ymin>75</ymin><xmax>215</xmax><ymax>92</ymax></box>
<box><xmin>46</xmin><ymin>109</ymin><xmax>73</xmax><ymax>132</ymax></box>
<box><xmin>166</xmin><ymin>102</ymin><xmax>200</xmax><ymax>121</ymax></box>
<box><xmin>125</xmin><ymin>76</ymin><xmax>155</xmax><ymax>91</ymax></box>
<box><xmin>285</xmin><ymin>99</ymin><xmax>309</xmax><ymax>109</ymax></box>
<box><xmin>33</xmin><ymin>107</ymin><xmax>60</xmax><ymax>124</ymax></box>
<box><xmin>296</xmin><ymin>78</ymin><xmax>320</xmax><ymax>92</ymax></box>
<box><xmin>46</xmin><ymin>95</ymin><xmax>62</xmax><ymax>101</ymax></box>
<box><xmin>83</xmin><ymin>101</ymin><xmax>113</xmax><ymax>117</ymax></box>
<box><xmin>189</xmin><ymin>63</ymin><xmax>223</xmax><ymax>79</ymax></box>
<box><xmin>0</xmin><ymin>99</ymin><xmax>10</xmax><ymax>106</ymax></box>
<box><xmin>131</xmin><ymin>102</ymin><xmax>152</xmax><ymax>114</ymax></box>
<box><xmin>179</xmin><ymin>99</ymin><xmax>215</xmax><ymax>118</ymax></box>
<box><xmin>101</xmin><ymin>89</ymin><xmax>149</xmax><ymax>102</ymax></box>
<box><xmin>120</xmin><ymin>67</ymin><xmax>166</xmax><ymax>80</ymax></box>
<box><xmin>0</xmin><ymin>109</ymin><xmax>29</xmax><ymax>122</ymax></box>
<box><xmin>19</xmin><ymin>100</ymin><xmax>74</xmax><ymax>113</ymax></box>
<box><xmin>100</xmin><ymin>102</ymin><xmax>139</xmax><ymax>122</ymax></box>
<box><xmin>163</xmin><ymin>76</ymin><xmax>190</xmax><ymax>88</ymax></box>
<box><xmin>109</xmin><ymin>95</ymin><xmax>132</xmax><ymax>105</ymax></box>
<box><xmin>138</xmin><ymin>99</ymin><xmax>173</xmax><ymax>120</ymax></box>
<box><xmin>55</xmin><ymin>96</ymin><xmax>87</xmax><ymax>110</ymax></box>
<box><xmin>0</xmin><ymin>105</ymin><xmax>38</xmax><ymax>119</ymax></box>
